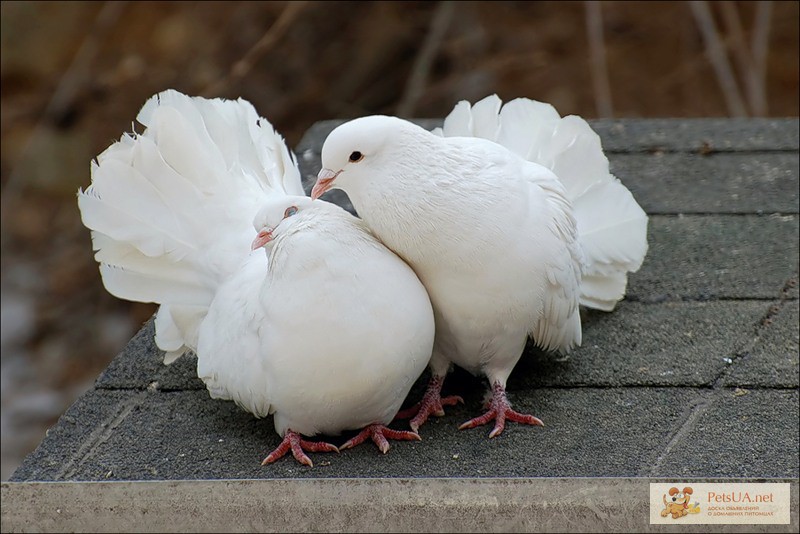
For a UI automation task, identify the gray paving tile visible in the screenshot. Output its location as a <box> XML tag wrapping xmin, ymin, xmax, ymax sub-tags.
<box><xmin>94</xmin><ymin>319</ymin><xmax>204</xmax><ymax>391</ymax></box>
<box><xmin>725</xmin><ymin>300</ymin><xmax>800</xmax><ymax>387</ymax></box>
<box><xmin>610</xmin><ymin>152</ymin><xmax>799</xmax><ymax>214</ymax></box>
<box><xmin>590</xmin><ymin>118</ymin><xmax>800</xmax><ymax>153</ymax></box>
<box><xmin>513</xmin><ymin>301</ymin><xmax>767</xmax><ymax>387</ymax></box>
<box><xmin>652</xmin><ymin>389</ymin><xmax>799</xmax><ymax>478</ymax></box>
<box><xmin>9</xmin><ymin>389</ymin><xmax>136</xmax><ymax>482</ymax></box>
<box><xmin>629</xmin><ymin>215</ymin><xmax>799</xmax><ymax>301</ymax></box>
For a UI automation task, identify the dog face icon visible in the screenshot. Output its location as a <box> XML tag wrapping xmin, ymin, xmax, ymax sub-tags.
<box><xmin>670</xmin><ymin>487</ymin><xmax>692</xmax><ymax>504</ymax></box>
<box><xmin>661</xmin><ymin>486</ymin><xmax>695</xmax><ymax>519</ymax></box>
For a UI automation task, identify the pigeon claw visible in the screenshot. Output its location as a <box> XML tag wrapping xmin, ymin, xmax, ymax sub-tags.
<box><xmin>408</xmin><ymin>395</ymin><xmax>463</xmax><ymax>432</ymax></box>
<box><xmin>261</xmin><ymin>429</ymin><xmax>339</xmax><ymax>467</ymax></box>
<box><xmin>394</xmin><ymin>375</ymin><xmax>463</xmax><ymax>432</ymax></box>
<box><xmin>339</xmin><ymin>424</ymin><xmax>421</xmax><ymax>454</ymax></box>
<box><xmin>458</xmin><ymin>382</ymin><xmax>544</xmax><ymax>438</ymax></box>
<box><xmin>395</xmin><ymin>396</ymin><xmax>462</xmax><ymax>423</ymax></box>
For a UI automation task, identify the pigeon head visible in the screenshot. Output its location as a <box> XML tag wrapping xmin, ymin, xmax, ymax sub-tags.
<box><xmin>312</xmin><ymin>115</ymin><xmax>430</xmax><ymax>200</ymax></box>
<box><xmin>251</xmin><ymin>195</ymin><xmax>314</xmax><ymax>250</ymax></box>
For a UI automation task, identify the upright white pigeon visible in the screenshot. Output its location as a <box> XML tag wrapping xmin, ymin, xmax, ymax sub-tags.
<box><xmin>78</xmin><ymin>89</ymin><xmax>434</xmax><ymax>466</ymax></box>
<box><xmin>312</xmin><ymin>95</ymin><xmax>648</xmax><ymax>438</ymax></box>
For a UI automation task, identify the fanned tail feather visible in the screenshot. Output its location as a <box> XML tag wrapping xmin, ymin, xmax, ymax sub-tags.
<box><xmin>435</xmin><ymin>95</ymin><xmax>648</xmax><ymax>311</ymax></box>
<box><xmin>78</xmin><ymin>89</ymin><xmax>302</xmax><ymax>360</ymax></box>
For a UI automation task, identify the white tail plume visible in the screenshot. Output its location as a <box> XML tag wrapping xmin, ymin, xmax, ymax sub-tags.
<box><xmin>434</xmin><ymin>94</ymin><xmax>648</xmax><ymax>311</ymax></box>
<box><xmin>78</xmin><ymin>89</ymin><xmax>303</xmax><ymax>361</ymax></box>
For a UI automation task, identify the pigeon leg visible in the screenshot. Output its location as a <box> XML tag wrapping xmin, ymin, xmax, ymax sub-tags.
<box><xmin>458</xmin><ymin>382</ymin><xmax>544</xmax><ymax>438</ymax></box>
<box><xmin>394</xmin><ymin>375</ymin><xmax>463</xmax><ymax>431</ymax></box>
<box><xmin>261</xmin><ymin>430</ymin><xmax>339</xmax><ymax>467</ymax></box>
<box><xmin>339</xmin><ymin>424</ymin><xmax>421</xmax><ymax>454</ymax></box>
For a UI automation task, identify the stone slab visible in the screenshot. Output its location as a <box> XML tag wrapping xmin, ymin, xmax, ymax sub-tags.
<box><xmin>628</xmin><ymin>215</ymin><xmax>799</xmax><ymax>301</ymax></box>
<box><xmin>589</xmin><ymin>118</ymin><xmax>800</xmax><ymax>153</ymax></box>
<box><xmin>609</xmin><ymin>153</ymin><xmax>799</xmax><ymax>215</ymax></box>
<box><xmin>7</xmin><ymin>389</ymin><xmax>134</xmax><ymax>483</ymax></box>
<box><xmin>515</xmin><ymin>301</ymin><xmax>768</xmax><ymax>387</ymax></box>
<box><xmin>724</xmin><ymin>300</ymin><xmax>800</xmax><ymax>388</ymax></box>
<box><xmin>94</xmin><ymin>320</ymin><xmax>204</xmax><ymax>391</ymax></box>
<box><xmin>652</xmin><ymin>389</ymin><xmax>800</xmax><ymax>478</ymax></box>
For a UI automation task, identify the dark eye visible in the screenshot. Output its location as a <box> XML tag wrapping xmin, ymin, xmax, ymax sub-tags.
<box><xmin>283</xmin><ymin>206</ymin><xmax>298</xmax><ymax>218</ymax></box>
<box><xmin>349</xmin><ymin>151</ymin><xmax>363</xmax><ymax>162</ymax></box>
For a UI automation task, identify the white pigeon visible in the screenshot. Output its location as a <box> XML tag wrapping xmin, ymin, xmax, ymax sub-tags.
<box><xmin>312</xmin><ymin>95</ymin><xmax>648</xmax><ymax>438</ymax></box>
<box><xmin>78</xmin><ymin>89</ymin><xmax>434</xmax><ymax>466</ymax></box>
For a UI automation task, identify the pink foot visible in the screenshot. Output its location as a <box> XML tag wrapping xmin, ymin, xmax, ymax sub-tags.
<box><xmin>261</xmin><ymin>430</ymin><xmax>339</xmax><ymax>467</ymax></box>
<box><xmin>394</xmin><ymin>375</ymin><xmax>463</xmax><ymax>432</ymax></box>
<box><xmin>458</xmin><ymin>382</ymin><xmax>544</xmax><ymax>438</ymax></box>
<box><xmin>339</xmin><ymin>424</ymin><xmax>421</xmax><ymax>454</ymax></box>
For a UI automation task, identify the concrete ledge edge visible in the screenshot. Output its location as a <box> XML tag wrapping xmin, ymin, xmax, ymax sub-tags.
<box><xmin>2</xmin><ymin>477</ymin><xmax>798</xmax><ymax>533</ymax></box>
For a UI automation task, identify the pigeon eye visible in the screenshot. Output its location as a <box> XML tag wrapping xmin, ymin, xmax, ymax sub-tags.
<box><xmin>349</xmin><ymin>151</ymin><xmax>363</xmax><ymax>163</ymax></box>
<box><xmin>283</xmin><ymin>206</ymin><xmax>298</xmax><ymax>218</ymax></box>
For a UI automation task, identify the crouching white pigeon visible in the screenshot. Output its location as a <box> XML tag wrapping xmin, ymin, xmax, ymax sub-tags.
<box><xmin>77</xmin><ymin>89</ymin><xmax>434</xmax><ymax>466</ymax></box>
<box><xmin>312</xmin><ymin>95</ymin><xmax>648</xmax><ymax>438</ymax></box>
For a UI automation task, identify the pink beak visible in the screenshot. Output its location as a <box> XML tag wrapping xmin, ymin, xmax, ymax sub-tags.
<box><xmin>251</xmin><ymin>228</ymin><xmax>273</xmax><ymax>250</ymax></box>
<box><xmin>311</xmin><ymin>168</ymin><xmax>339</xmax><ymax>200</ymax></box>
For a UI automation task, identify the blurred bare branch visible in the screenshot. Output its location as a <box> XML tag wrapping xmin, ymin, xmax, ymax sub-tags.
<box><xmin>585</xmin><ymin>1</ymin><xmax>613</xmax><ymax>117</ymax></box>
<box><xmin>752</xmin><ymin>1</ymin><xmax>773</xmax><ymax>116</ymax></box>
<box><xmin>720</xmin><ymin>1</ymin><xmax>766</xmax><ymax>116</ymax></box>
<box><xmin>0</xmin><ymin>1</ymin><xmax>127</xmax><ymax>250</ymax></box>
<box><xmin>201</xmin><ymin>1</ymin><xmax>310</xmax><ymax>97</ymax></box>
<box><xmin>688</xmin><ymin>1</ymin><xmax>748</xmax><ymax>117</ymax></box>
<box><xmin>396</xmin><ymin>1</ymin><xmax>456</xmax><ymax>118</ymax></box>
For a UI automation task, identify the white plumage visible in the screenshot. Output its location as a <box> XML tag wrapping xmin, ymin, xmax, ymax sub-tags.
<box><xmin>78</xmin><ymin>90</ymin><xmax>434</xmax><ymax>465</ymax></box>
<box><xmin>313</xmin><ymin>95</ymin><xmax>648</xmax><ymax>437</ymax></box>
<box><xmin>433</xmin><ymin>96</ymin><xmax>648</xmax><ymax>312</ymax></box>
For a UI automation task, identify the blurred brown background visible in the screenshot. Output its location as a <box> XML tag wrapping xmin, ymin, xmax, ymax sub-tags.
<box><xmin>1</xmin><ymin>0</ymin><xmax>798</xmax><ymax>480</ymax></box>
